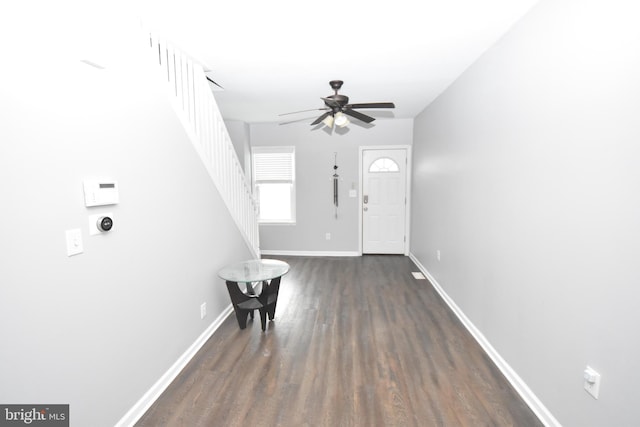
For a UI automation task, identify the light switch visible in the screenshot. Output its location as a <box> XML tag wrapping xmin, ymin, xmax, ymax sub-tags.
<box><xmin>66</xmin><ymin>229</ymin><xmax>83</xmax><ymax>257</ymax></box>
<box><xmin>584</xmin><ymin>366</ymin><xmax>601</xmax><ymax>399</ymax></box>
<box><xmin>349</xmin><ymin>189</ymin><xmax>357</xmax><ymax>198</ymax></box>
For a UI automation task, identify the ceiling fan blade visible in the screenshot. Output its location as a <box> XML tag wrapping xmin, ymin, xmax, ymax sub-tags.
<box><xmin>279</xmin><ymin>115</ymin><xmax>321</xmax><ymax>125</ymax></box>
<box><xmin>346</xmin><ymin>102</ymin><xmax>395</xmax><ymax>109</ymax></box>
<box><xmin>343</xmin><ymin>109</ymin><xmax>375</xmax><ymax>123</ymax></box>
<box><xmin>311</xmin><ymin>111</ymin><xmax>332</xmax><ymax>126</ymax></box>
<box><xmin>279</xmin><ymin>107</ymin><xmax>329</xmax><ymax>116</ymax></box>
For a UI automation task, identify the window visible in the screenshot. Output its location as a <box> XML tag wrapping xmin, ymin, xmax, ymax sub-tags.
<box><xmin>252</xmin><ymin>147</ymin><xmax>296</xmax><ymax>223</ymax></box>
<box><xmin>369</xmin><ymin>157</ymin><xmax>399</xmax><ymax>173</ymax></box>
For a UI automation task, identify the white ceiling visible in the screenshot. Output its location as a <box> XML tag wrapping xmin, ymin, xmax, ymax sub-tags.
<box><xmin>139</xmin><ymin>0</ymin><xmax>540</xmax><ymax>124</ymax></box>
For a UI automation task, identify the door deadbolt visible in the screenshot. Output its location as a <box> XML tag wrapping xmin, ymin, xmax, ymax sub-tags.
<box><xmin>363</xmin><ymin>195</ymin><xmax>369</xmax><ymax>204</ymax></box>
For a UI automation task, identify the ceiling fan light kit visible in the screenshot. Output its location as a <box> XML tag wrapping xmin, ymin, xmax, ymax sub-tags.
<box><xmin>334</xmin><ymin>112</ymin><xmax>349</xmax><ymax>127</ymax></box>
<box><xmin>280</xmin><ymin>80</ymin><xmax>395</xmax><ymax>128</ymax></box>
<box><xmin>322</xmin><ymin>114</ymin><xmax>334</xmax><ymax>128</ymax></box>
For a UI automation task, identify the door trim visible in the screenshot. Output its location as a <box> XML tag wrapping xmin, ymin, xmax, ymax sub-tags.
<box><xmin>358</xmin><ymin>145</ymin><xmax>412</xmax><ymax>256</ymax></box>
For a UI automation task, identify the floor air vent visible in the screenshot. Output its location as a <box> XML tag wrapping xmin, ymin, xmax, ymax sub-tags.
<box><xmin>411</xmin><ymin>272</ymin><xmax>426</xmax><ymax>280</ymax></box>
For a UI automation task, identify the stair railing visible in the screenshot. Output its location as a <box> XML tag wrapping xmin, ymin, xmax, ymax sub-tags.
<box><xmin>147</xmin><ymin>33</ymin><xmax>260</xmax><ymax>258</ymax></box>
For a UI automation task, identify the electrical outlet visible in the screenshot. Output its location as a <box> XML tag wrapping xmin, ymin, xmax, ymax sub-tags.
<box><xmin>437</xmin><ymin>250</ymin><xmax>441</xmax><ymax>261</ymax></box>
<box><xmin>325</xmin><ymin>233</ymin><xmax>331</xmax><ymax>240</ymax></box>
<box><xmin>583</xmin><ymin>366</ymin><xmax>601</xmax><ymax>399</ymax></box>
<box><xmin>200</xmin><ymin>302</ymin><xmax>207</xmax><ymax>319</ymax></box>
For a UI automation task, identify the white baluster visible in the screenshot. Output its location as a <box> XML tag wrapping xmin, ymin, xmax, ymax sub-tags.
<box><xmin>146</xmin><ymin>32</ymin><xmax>259</xmax><ymax>257</ymax></box>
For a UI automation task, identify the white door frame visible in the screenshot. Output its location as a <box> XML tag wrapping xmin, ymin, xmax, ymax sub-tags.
<box><xmin>358</xmin><ymin>145</ymin><xmax>412</xmax><ymax>256</ymax></box>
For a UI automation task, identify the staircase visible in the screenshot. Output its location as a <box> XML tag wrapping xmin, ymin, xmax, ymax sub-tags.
<box><xmin>146</xmin><ymin>33</ymin><xmax>260</xmax><ymax>259</ymax></box>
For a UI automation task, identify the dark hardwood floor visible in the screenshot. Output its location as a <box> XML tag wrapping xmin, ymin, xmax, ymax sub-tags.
<box><xmin>136</xmin><ymin>255</ymin><xmax>543</xmax><ymax>427</ymax></box>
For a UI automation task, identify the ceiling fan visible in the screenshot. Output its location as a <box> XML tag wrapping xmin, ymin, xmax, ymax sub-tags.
<box><xmin>280</xmin><ymin>80</ymin><xmax>395</xmax><ymax>127</ymax></box>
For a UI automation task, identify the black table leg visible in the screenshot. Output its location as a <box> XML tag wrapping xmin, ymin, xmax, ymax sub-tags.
<box><xmin>225</xmin><ymin>281</ymin><xmax>256</xmax><ymax>329</ymax></box>
<box><xmin>225</xmin><ymin>276</ymin><xmax>283</xmax><ymax>332</ymax></box>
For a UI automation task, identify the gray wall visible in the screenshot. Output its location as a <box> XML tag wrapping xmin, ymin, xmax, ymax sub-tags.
<box><xmin>250</xmin><ymin>120</ymin><xmax>413</xmax><ymax>253</ymax></box>
<box><xmin>410</xmin><ymin>0</ymin><xmax>640</xmax><ymax>425</ymax></box>
<box><xmin>0</xmin><ymin>22</ymin><xmax>252</xmax><ymax>427</ymax></box>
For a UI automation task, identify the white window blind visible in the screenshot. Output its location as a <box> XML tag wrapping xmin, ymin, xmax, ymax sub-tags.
<box><xmin>253</xmin><ymin>150</ymin><xmax>294</xmax><ymax>183</ymax></box>
<box><xmin>252</xmin><ymin>147</ymin><xmax>296</xmax><ymax>223</ymax></box>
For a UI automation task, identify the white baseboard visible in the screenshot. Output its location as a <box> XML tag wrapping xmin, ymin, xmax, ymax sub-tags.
<box><xmin>261</xmin><ymin>250</ymin><xmax>360</xmax><ymax>257</ymax></box>
<box><xmin>115</xmin><ymin>304</ymin><xmax>234</xmax><ymax>427</ymax></box>
<box><xmin>408</xmin><ymin>253</ymin><xmax>561</xmax><ymax>427</ymax></box>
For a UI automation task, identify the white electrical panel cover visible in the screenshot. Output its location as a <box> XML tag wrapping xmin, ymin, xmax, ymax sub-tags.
<box><xmin>83</xmin><ymin>179</ymin><xmax>119</xmax><ymax>207</ymax></box>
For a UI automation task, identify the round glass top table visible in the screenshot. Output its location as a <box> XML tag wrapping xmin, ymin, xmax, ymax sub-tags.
<box><xmin>218</xmin><ymin>259</ymin><xmax>290</xmax><ymax>331</ymax></box>
<box><xmin>218</xmin><ymin>259</ymin><xmax>290</xmax><ymax>284</ymax></box>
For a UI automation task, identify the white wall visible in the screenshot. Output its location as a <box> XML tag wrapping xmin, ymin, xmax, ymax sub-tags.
<box><xmin>0</xmin><ymin>12</ymin><xmax>252</xmax><ymax>427</ymax></box>
<box><xmin>250</xmin><ymin>119</ymin><xmax>413</xmax><ymax>254</ymax></box>
<box><xmin>410</xmin><ymin>0</ymin><xmax>640</xmax><ymax>425</ymax></box>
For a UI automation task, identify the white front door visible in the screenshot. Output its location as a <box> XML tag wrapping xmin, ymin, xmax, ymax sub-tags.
<box><xmin>362</xmin><ymin>149</ymin><xmax>407</xmax><ymax>254</ymax></box>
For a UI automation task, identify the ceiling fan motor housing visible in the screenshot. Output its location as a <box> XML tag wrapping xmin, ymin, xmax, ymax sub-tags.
<box><xmin>325</xmin><ymin>94</ymin><xmax>349</xmax><ymax>111</ymax></box>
